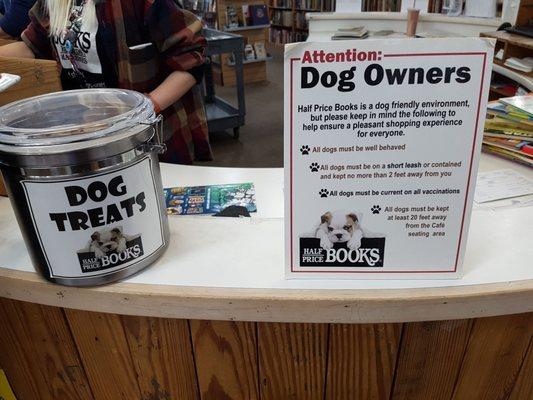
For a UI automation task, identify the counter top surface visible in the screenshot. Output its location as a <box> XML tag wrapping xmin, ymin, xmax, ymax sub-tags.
<box><xmin>1</xmin><ymin>153</ymin><xmax>532</xmax><ymax>323</ymax></box>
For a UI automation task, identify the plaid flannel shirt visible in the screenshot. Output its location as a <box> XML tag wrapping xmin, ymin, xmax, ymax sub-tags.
<box><xmin>22</xmin><ymin>0</ymin><xmax>213</xmax><ymax>164</ymax></box>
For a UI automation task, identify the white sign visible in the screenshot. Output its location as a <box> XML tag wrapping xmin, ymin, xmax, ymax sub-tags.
<box><xmin>22</xmin><ymin>156</ymin><xmax>166</xmax><ymax>279</ymax></box>
<box><xmin>284</xmin><ymin>38</ymin><xmax>493</xmax><ymax>278</ymax></box>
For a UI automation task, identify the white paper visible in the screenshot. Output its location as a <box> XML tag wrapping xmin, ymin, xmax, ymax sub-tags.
<box><xmin>22</xmin><ymin>156</ymin><xmax>166</xmax><ymax>279</ymax></box>
<box><xmin>474</xmin><ymin>169</ymin><xmax>533</xmax><ymax>203</ymax></box>
<box><xmin>284</xmin><ymin>38</ymin><xmax>493</xmax><ymax>279</ymax></box>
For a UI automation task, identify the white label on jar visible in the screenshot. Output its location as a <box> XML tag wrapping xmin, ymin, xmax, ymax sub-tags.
<box><xmin>21</xmin><ymin>156</ymin><xmax>165</xmax><ymax>279</ymax></box>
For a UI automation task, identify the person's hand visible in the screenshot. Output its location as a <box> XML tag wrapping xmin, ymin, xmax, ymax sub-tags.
<box><xmin>145</xmin><ymin>93</ymin><xmax>162</xmax><ymax>114</ymax></box>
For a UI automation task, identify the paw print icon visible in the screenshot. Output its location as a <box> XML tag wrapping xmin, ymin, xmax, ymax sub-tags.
<box><xmin>300</xmin><ymin>145</ymin><xmax>310</xmax><ymax>155</ymax></box>
<box><xmin>309</xmin><ymin>162</ymin><xmax>320</xmax><ymax>172</ymax></box>
<box><xmin>371</xmin><ymin>205</ymin><xmax>381</xmax><ymax>214</ymax></box>
<box><xmin>319</xmin><ymin>189</ymin><xmax>329</xmax><ymax>198</ymax></box>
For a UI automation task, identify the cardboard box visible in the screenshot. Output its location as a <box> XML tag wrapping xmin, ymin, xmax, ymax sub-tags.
<box><xmin>0</xmin><ymin>56</ymin><xmax>62</xmax><ymax>106</ymax></box>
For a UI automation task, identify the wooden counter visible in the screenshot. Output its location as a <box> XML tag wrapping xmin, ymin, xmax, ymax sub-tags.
<box><xmin>0</xmin><ymin>154</ymin><xmax>532</xmax><ymax>399</ymax></box>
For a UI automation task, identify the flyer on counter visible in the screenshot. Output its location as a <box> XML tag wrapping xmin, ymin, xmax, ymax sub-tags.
<box><xmin>284</xmin><ymin>38</ymin><xmax>493</xmax><ymax>278</ymax></box>
<box><xmin>164</xmin><ymin>183</ymin><xmax>256</xmax><ymax>215</ymax></box>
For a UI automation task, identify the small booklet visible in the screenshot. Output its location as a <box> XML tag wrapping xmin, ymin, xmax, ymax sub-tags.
<box><xmin>499</xmin><ymin>95</ymin><xmax>533</xmax><ymax>118</ymax></box>
<box><xmin>164</xmin><ymin>183</ymin><xmax>257</xmax><ymax>215</ymax></box>
<box><xmin>331</xmin><ymin>27</ymin><xmax>369</xmax><ymax>40</ymax></box>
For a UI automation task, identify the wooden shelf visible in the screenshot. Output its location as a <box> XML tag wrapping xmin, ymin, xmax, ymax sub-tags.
<box><xmin>216</xmin><ymin>0</ymin><xmax>269</xmax><ymax>85</ymax></box>
<box><xmin>481</xmin><ymin>31</ymin><xmax>533</xmax><ymax>51</ymax></box>
<box><xmin>480</xmin><ymin>31</ymin><xmax>533</xmax><ymax>91</ymax></box>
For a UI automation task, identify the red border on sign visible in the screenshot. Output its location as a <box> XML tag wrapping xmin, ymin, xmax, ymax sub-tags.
<box><xmin>290</xmin><ymin>52</ymin><xmax>488</xmax><ymax>273</ymax></box>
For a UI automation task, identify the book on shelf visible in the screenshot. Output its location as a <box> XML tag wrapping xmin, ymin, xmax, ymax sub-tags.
<box><xmin>182</xmin><ymin>0</ymin><xmax>217</xmax><ymax>27</ymax></box>
<box><xmin>225</xmin><ymin>5</ymin><xmax>239</xmax><ymax>28</ymax></box>
<box><xmin>244</xmin><ymin>44</ymin><xmax>256</xmax><ymax>60</ymax></box>
<box><xmin>271</xmin><ymin>10</ymin><xmax>293</xmax><ymax>27</ymax></box>
<box><xmin>503</xmin><ymin>57</ymin><xmax>533</xmax><ymax>74</ymax></box>
<box><xmin>242</xmin><ymin>5</ymin><xmax>250</xmax><ymax>26</ymax></box>
<box><xmin>359</xmin><ymin>0</ymin><xmax>467</xmax><ymax>13</ymax></box>
<box><xmin>400</xmin><ymin>0</ymin><xmax>429</xmax><ymax>13</ymax></box>
<box><xmin>254</xmin><ymin>41</ymin><xmax>267</xmax><ymax>59</ymax></box>
<box><xmin>362</xmin><ymin>0</ymin><xmax>402</xmax><ymax>12</ymax></box>
<box><xmin>249</xmin><ymin>5</ymin><xmax>269</xmax><ymax>25</ymax></box>
<box><xmin>224</xmin><ymin>3</ymin><xmax>272</xmax><ymax>29</ymax></box>
<box><xmin>295</xmin><ymin>12</ymin><xmax>308</xmax><ymax>29</ymax></box>
<box><xmin>270</xmin><ymin>28</ymin><xmax>307</xmax><ymax>44</ymax></box>
<box><xmin>295</xmin><ymin>0</ymin><xmax>322</xmax><ymax>10</ymax></box>
<box><xmin>273</xmin><ymin>0</ymin><xmax>292</xmax><ymax>7</ymax></box>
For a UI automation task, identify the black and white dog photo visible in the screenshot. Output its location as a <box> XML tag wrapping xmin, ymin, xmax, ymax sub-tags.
<box><xmin>315</xmin><ymin>210</ymin><xmax>365</xmax><ymax>250</ymax></box>
<box><xmin>83</xmin><ymin>226</ymin><xmax>131</xmax><ymax>258</ymax></box>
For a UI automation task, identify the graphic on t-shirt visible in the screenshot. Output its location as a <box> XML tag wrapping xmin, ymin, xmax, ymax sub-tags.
<box><xmin>52</xmin><ymin>1</ymin><xmax>102</xmax><ymax>75</ymax></box>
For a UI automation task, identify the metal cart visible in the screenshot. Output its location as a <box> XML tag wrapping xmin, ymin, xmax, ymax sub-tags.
<box><xmin>204</xmin><ymin>28</ymin><xmax>246</xmax><ymax>138</ymax></box>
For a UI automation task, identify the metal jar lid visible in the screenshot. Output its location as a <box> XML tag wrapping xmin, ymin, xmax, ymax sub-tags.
<box><xmin>0</xmin><ymin>89</ymin><xmax>160</xmax><ymax>168</ymax></box>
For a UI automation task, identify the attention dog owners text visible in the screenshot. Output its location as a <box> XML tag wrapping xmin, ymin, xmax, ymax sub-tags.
<box><xmin>299</xmin><ymin>48</ymin><xmax>472</xmax><ymax>92</ymax></box>
<box><xmin>49</xmin><ymin>176</ymin><xmax>147</xmax><ymax>231</ymax></box>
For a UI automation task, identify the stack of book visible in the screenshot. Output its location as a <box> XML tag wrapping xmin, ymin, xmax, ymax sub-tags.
<box><xmin>483</xmin><ymin>95</ymin><xmax>533</xmax><ymax>167</ymax></box>
<box><xmin>331</xmin><ymin>27</ymin><xmax>369</xmax><ymax>40</ymax></box>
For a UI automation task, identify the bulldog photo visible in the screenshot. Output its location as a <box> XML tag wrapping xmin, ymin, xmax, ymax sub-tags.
<box><xmin>82</xmin><ymin>227</ymin><xmax>132</xmax><ymax>258</ymax></box>
<box><xmin>315</xmin><ymin>210</ymin><xmax>365</xmax><ymax>250</ymax></box>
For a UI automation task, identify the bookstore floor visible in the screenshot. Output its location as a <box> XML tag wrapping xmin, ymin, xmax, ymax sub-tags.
<box><xmin>205</xmin><ymin>44</ymin><xmax>284</xmax><ymax>168</ymax></box>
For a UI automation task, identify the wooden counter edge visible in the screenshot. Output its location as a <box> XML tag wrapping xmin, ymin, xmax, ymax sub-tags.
<box><xmin>1</xmin><ymin>268</ymin><xmax>532</xmax><ymax>323</ymax></box>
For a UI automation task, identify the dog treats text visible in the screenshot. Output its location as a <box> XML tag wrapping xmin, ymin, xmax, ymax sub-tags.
<box><xmin>49</xmin><ymin>175</ymin><xmax>147</xmax><ymax>231</ymax></box>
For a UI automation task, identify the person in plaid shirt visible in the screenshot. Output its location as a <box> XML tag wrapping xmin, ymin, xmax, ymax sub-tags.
<box><xmin>0</xmin><ymin>0</ymin><xmax>213</xmax><ymax>164</ymax></box>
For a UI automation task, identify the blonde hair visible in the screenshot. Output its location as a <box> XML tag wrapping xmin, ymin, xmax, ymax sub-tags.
<box><xmin>46</xmin><ymin>0</ymin><xmax>98</xmax><ymax>37</ymax></box>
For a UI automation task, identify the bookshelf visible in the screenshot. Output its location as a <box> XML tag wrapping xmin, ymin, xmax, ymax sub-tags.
<box><xmin>268</xmin><ymin>0</ymin><xmax>336</xmax><ymax>44</ymax></box>
<box><xmin>214</xmin><ymin>0</ymin><xmax>270</xmax><ymax>85</ymax></box>
<box><xmin>358</xmin><ymin>1</ymin><xmax>505</xmax><ymax>15</ymax></box>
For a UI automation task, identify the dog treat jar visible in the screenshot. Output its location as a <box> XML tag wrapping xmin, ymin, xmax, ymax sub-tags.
<box><xmin>0</xmin><ymin>89</ymin><xmax>170</xmax><ymax>286</ymax></box>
